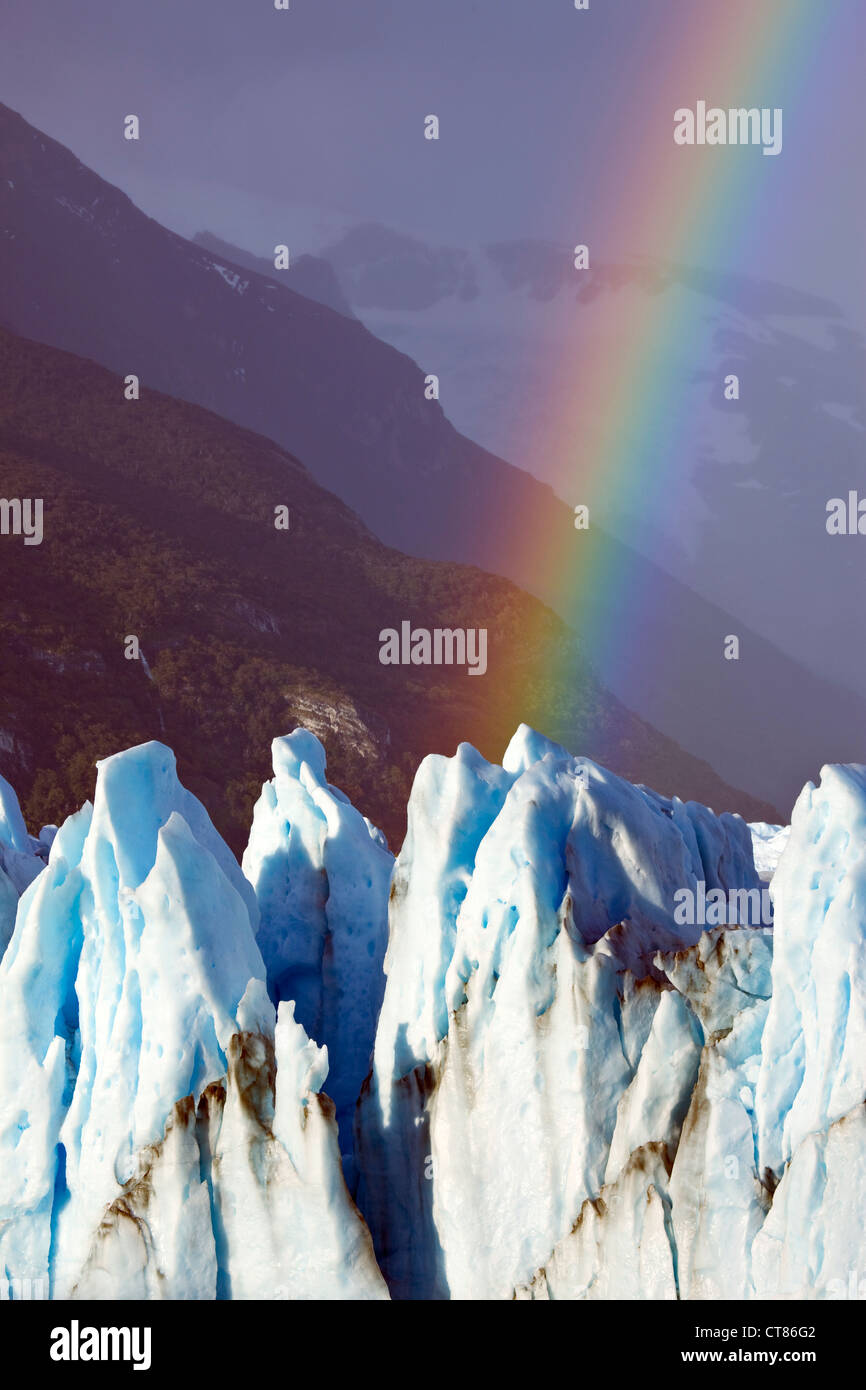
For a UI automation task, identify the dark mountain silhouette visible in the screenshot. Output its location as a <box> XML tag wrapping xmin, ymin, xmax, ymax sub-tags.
<box><xmin>0</xmin><ymin>100</ymin><xmax>860</xmax><ymax>815</ymax></box>
<box><xmin>0</xmin><ymin>325</ymin><xmax>778</xmax><ymax>854</ymax></box>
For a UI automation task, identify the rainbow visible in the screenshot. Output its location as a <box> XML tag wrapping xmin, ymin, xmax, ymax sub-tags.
<box><xmin>500</xmin><ymin>0</ymin><xmax>846</xmax><ymax>740</ymax></box>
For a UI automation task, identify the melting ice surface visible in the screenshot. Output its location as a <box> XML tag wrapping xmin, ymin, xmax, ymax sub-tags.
<box><xmin>0</xmin><ymin>725</ymin><xmax>863</xmax><ymax>1300</ymax></box>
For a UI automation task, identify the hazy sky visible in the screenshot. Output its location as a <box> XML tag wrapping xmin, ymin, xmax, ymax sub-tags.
<box><xmin>0</xmin><ymin>0</ymin><xmax>862</xmax><ymax>319</ymax></box>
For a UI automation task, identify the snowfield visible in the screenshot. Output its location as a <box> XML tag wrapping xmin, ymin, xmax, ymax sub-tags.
<box><xmin>0</xmin><ymin>727</ymin><xmax>863</xmax><ymax>1300</ymax></box>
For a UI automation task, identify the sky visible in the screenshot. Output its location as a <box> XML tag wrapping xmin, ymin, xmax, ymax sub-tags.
<box><xmin>0</xmin><ymin>0</ymin><xmax>862</xmax><ymax>321</ymax></box>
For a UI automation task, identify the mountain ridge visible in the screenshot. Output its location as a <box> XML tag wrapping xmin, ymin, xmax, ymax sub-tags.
<box><xmin>0</xmin><ymin>99</ymin><xmax>860</xmax><ymax>812</ymax></box>
<box><xmin>0</xmin><ymin>323</ymin><xmax>779</xmax><ymax>853</ymax></box>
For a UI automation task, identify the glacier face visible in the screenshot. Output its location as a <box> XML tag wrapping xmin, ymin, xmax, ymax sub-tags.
<box><xmin>0</xmin><ymin>771</ymin><xmax>46</xmax><ymax>957</ymax></box>
<box><xmin>756</xmin><ymin>766</ymin><xmax>866</xmax><ymax>1174</ymax></box>
<box><xmin>0</xmin><ymin>741</ymin><xmax>387</xmax><ymax>1300</ymax></box>
<box><xmin>749</xmin><ymin>821</ymin><xmax>791</xmax><ymax>879</ymax></box>
<box><xmin>0</xmin><ymin>725</ymin><xmax>863</xmax><ymax>1301</ymax></box>
<box><xmin>242</xmin><ymin>730</ymin><xmax>392</xmax><ymax>1182</ymax></box>
<box><xmin>356</xmin><ymin>729</ymin><xmax>866</xmax><ymax>1300</ymax></box>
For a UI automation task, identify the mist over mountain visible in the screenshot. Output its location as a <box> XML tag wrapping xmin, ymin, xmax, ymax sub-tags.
<box><xmin>0</xmin><ymin>102</ymin><xmax>862</xmax><ymax>815</ymax></box>
<box><xmin>320</xmin><ymin>222</ymin><xmax>479</xmax><ymax>311</ymax></box>
<box><xmin>311</xmin><ymin>224</ymin><xmax>866</xmax><ymax>703</ymax></box>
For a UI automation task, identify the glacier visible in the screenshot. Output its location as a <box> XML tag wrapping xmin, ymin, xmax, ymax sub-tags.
<box><xmin>242</xmin><ymin>730</ymin><xmax>392</xmax><ymax>1183</ymax></box>
<box><xmin>0</xmin><ymin>742</ymin><xmax>387</xmax><ymax>1300</ymax></box>
<box><xmin>0</xmin><ymin>724</ymin><xmax>863</xmax><ymax>1301</ymax></box>
<box><xmin>356</xmin><ymin>727</ymin><xmax>865</xmax><ymax>1300</ymax></box>
<box><xmin>0</xmin><ymin>770</ymin><xmax>46</xmax><ymax>957</ymax></box>
<box><xmin>749</xmin><ymin>820</ymin><xmax>791</xmax><ymax>879</ymax></box>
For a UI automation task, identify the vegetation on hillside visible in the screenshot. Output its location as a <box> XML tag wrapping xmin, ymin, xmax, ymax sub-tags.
<box><xmin>0</xmin><ymin>327</ymin><xmax>778</xmax><ymax>852</ymax></box>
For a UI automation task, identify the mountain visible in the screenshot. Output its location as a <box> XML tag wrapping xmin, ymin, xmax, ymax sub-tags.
<box><xmin>192</xmin><ymin>229</ymin><xmax>355</xmax><ymax>319</ymax></box>
<box><xmin>320</xmin><ymin>221</ymin><xmax>479</xmax><ymax>311</ymax></box>
<box><xmin>0</xmin><ymin>323</ymin><xmax>776</xmax><ymax>858</ymax></box>
<box><xmin>324</xmin><ymin>227</ymin><xmax>866</xmax><ymax>708</ymax></box>
<box><xmin>0</xmin><ymin>101</ymin><xmax>861</xmax><ymax>814</ymax></box>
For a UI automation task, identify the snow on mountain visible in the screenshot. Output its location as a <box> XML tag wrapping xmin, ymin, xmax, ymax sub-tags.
<box><xmin>242</xmin><ymin>730</ymin><xmax>392</xmax><ymax>1180</ymax></box>
<box><xmin>356</xmin><ymin>724</ymin><xmax>765</xmax><ymax>1298</ymax></box>
<box><xmin>0</xmin><ymin>741</ymin><xmax>387</xmax><ymax>1300</ymax></box>
<box><xmin>334</xmin><ymin>233</ymin><xmax>865</xmax><ymax>703</ymax></box>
